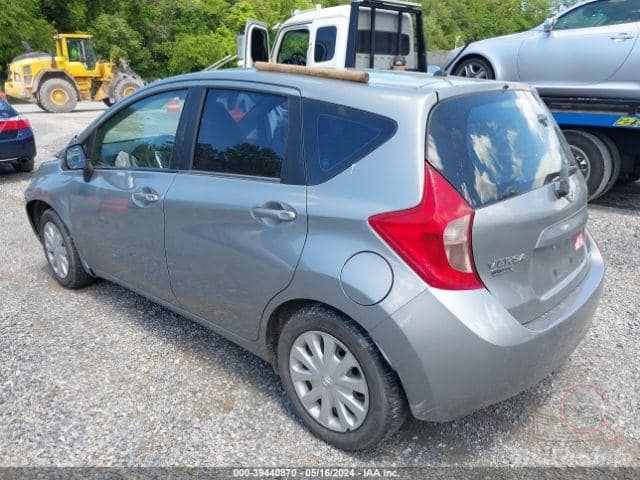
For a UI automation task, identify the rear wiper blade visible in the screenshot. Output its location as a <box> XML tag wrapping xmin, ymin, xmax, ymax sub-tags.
<box><xmin>544</xmin><ymin>164</ymin><xmax>579</xmax><ymax>185</ymax></box>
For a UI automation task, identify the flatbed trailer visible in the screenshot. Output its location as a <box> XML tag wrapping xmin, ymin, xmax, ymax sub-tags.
<box><xmin>544</xmin><ymin>96</ymin><xmax>640</xmax><ymax>201</ymax></box>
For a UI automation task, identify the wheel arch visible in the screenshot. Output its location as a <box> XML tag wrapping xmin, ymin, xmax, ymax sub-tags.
<box><xmin>34</xmin><ymin>70</ymin><xmax>81</xmax><ymax>100</ymax></box>
<box><xmin>263</xmin><ymin>298</ymin><xmax>396</xmax><ymax>375</ymax></box>
<box><xmin>25</xmin><ymin>199</ymin><xmax>54</xmax><ymax>238</ymax></box>
<box><xmin>451</xmin><ymin>53</ymin><xmax>497</xmax><ymax>78</ymax></box>
<box><xmin>265</xmin><ymin>299</ymin><xmax>341</xmax><ymax>366</ymax></box>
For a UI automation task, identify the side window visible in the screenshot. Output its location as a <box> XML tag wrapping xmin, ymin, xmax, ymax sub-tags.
<box><xmin>193</xmin><ymin>89</ymin><xmax>289</xmax><ymax>179</ymax></box>
<box><xmin>303</xmin><ymin>99</ymin><xmax>397</xmax><ymax>185</ymax></box>
<box><xmin>314</xmin><ymin>26</ymin><xmax>337</xmax><ymax>62</ymax></box>
<box><xmin>66</xmin><ymin>39</ymin><xmax>82</xmax><ymax>62</ymax></box>
<box><xmin>94</xmin><ymin>90</ymin><xmax>187</xmax><ymax>169</ymax></box>
<box><xmin>277</xmin><ymin>29</ymin><xmax>310</xmax><ymax>65</ymax></box>
<box><xmin>250</xmin><ymin>27</ymin><xmax>269</xmax><ymax>63</ymax></box>
<box><xmin>555</xmin><ymin>0</ymin><xmax>640</xmax><ymax>30</ymax></box>
<box><xmin>356</xmin><ymin>31</ymin><xmax>411</xmax><ymax>55</ymax></box>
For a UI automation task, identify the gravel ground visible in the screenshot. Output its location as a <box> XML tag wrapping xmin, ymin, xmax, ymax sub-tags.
<box><xmin>0</xmin><ymin>102</ymin><xmax>638</xmax><ymax>467</ymax></box>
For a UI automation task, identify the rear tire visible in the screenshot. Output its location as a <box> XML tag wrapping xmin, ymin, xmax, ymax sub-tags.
<box><xmin>277</xmin><ymin>305</ymin><xmax>407</xmax><ymax>451</ymax></box>
<box><xmin>38</xmin><ymin>78</ymin><xmax>77</xmax><ymax>113</ymax></box>
<box><xmin>39</xmin><ymin>209</ymin><xmax>95</xmax><ymax>289</ymax></box>
<box><xmin>594</xmin><ymin>132</ymin><xmax>621</xmax><ymax>196</ymax></box>
<box><xmin>12</xmin><ymin>157</ymin><xmax>34</xmax><ymax>172</ymax></box>
<box><xmin>562</xmin><ymin>129</ymin><xmax>612</xmax><ymax>201</ymax></box>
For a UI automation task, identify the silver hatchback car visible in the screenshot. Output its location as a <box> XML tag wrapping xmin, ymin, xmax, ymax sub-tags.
<box><xmin>25</xmin><ymin>67</ymin><xmax>604</xmax><ymax>450</ymax></box>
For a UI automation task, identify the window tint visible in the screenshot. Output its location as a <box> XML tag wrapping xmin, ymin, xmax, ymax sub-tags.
<box><xmin>303</xmin><ymin>99</ymin><xmax>397</xmax><ymax>185</ymax></box>
<box><xmin>555</xmin><ymin>0</ymin><xmax>640</xmax><ymax>30</ymax></box>
<box><xmin>193</xmin><ymin>89</ymin><xmax>289</xmax><ymax>179</ymax></box>
<box><xmin>94</xmin><ymin>90</ymin><xmax>187</xmax><ymax>169</ymax></box>
<box><xmin>277</xmin><ymin>29</ymin><xmax>309</xmax><ymax>65</ymax></box>
<box><xmin>357</xmin><ymin>31</ymin><xmax>410</xmax><ymax>55</ymax></box>
<box><xmin>427</xmin><ymin>91</ymin><xmax>574</xmax><ymax>208</ymax></box>
<box><xmin>314</xmin><ymin>26</ymin><xmax>337</xmax><ymax>62</ymax></box>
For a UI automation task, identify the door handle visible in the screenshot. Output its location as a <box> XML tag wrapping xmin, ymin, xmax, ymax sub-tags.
<box><xmin>251</xmin><ymin>204</ymin><xmax>297</xmax><ymax>223</ymax></box>
<box><xmin>132</xmin><ymin>190</ymin><xmax>159</xmax><ymax>203</ymax></box>
<box><xmin>610</xmin><ymin>33</ymin><xmax>634</xmax><ymax>41</ymax></box>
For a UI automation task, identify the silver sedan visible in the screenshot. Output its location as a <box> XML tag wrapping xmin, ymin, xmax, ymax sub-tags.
<box><xmin>445</xmin><ymin>0</ymin><xmax>640</xmax><ymax>99</ymax></box>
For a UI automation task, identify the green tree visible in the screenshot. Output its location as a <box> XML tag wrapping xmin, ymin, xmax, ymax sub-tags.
<box><xmin>168</xmin><ymin>28</ymin><xmax>235</xmax><ymax>73</ymax></box>
<box><xmin>90</xmin><ymin>13</ymin><xmax>153</xmax><ymax>77</ymax></box>
<box><xmin>0</xmin><ymin>0</ymin><xmax>53</xmax><ymax>76</ymax></box>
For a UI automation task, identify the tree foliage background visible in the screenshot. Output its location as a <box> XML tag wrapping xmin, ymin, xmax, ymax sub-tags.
<box><xmin>1</xmin><ymin>0</ymin><xmax>580</xmax><ymax>78</ymax></box>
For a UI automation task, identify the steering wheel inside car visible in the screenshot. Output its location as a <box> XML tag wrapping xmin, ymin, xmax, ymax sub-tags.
<box><xmin>283</xmin><ymin>53</ymin><xmax>306</xmax><ymax>66</ymax></box>
<box><xmin>130</xmin><ymin>143</ymin><xmax>164</xmax><ymax>169</ymax></box>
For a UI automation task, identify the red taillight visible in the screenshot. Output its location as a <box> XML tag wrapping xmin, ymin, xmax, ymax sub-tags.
<box><xmin>369</xmin><ymin>164</ymin><xmax>484</xmax><ymax>290</ymax></box>
<box><xmin>0</xmin><ymin>117</ymin><xmax>31</xmax><ymax>132</ymax></box>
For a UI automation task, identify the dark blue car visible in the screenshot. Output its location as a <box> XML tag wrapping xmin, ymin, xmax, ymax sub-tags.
<box><xmin>0</xmin><ymin>96</ymin><xmax>36</xmax><ymax>172</ymax></box>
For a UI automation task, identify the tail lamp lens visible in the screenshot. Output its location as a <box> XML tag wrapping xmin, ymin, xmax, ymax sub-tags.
<box><xmin>0</xmin><ymin>117</ymin><xmax>31</xmax><ymax>132</ymax></box>
<box><xmin>368</xmin><ymin>164</ymin><xmax>484</xmax><ymax>290</ymax></box>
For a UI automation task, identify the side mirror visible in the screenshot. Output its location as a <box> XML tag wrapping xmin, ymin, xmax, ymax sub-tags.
<box><xmin>65</xmin><ymin>144</ymin><xmax>94</xmax><ymax>182</ymax></box>
<box><xmin>543</xmin><ymin>19</ymin><xmax>556</xmax><ymax>33</ymax></box>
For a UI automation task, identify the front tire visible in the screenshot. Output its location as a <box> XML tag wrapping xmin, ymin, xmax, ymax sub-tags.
<box><xmin>39</xmin><ymin>209</ymin><xmax>95</xmax><ymax>289</ymax></box>
<box><xmin>112</xmin><ymin>77</ymin><xmax>143</xmax><ymax>103</ymax></box>
<box><xmin>277</xmin><ymin>305</ymin><xmax>407</xmax><ymax>451</ymax></box>
<box><xmin>38</xmin><ymin>78</ymin><xmax>78</xmax><ymax>113</ymax></box>
<box><xmin>453</xmin><ymin>57</ymin><xmax>495</xmax><ymax>79</ymax></box>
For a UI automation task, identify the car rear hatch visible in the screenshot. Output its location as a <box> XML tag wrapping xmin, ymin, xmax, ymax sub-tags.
<box><xmin>0</xmin><ymin>99</ymin><xmax>22</xmax><ymax>141</ymax></box>
<box><xmin>428</xmin><ymin>87</ymin><xmax>589</xmax><ymax>324</ymax></box>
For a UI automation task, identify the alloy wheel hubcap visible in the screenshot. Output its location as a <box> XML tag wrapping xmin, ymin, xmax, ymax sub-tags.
<box><xmin>289</xmin><ymin>331</ymin><xmax>369</xmax><ymax>432</ymax></box>
<box><xmin>43</xmin><ymin>222</ymin><xmax>69</xmax><ymax>279</ymax></box>
<box><xmin>460</xmin><ymin>62</ymin><xmax>489</xmax><ymax>79</ymax></box>
<box><xmin>51</xmin><ymin>88</ymin><xmax>69</xmax><ymax>106</ymax></box>
<box><xmin>123</xmin><ymin>86</ymin><xmax>136</xmax><ymax>96</ymax></box>
<box><xmin>571</xmin><ymin>145</ymin><xmax>591</xmax><ymax>182</ymax></box>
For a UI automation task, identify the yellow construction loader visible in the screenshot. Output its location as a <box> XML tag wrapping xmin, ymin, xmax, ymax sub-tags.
<box><xmin>4</xmin><ymin>33</ymin><xmax>144</xmax><ymax>113</ymax></box>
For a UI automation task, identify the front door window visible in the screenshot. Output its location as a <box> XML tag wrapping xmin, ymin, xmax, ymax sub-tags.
<box><xmin>94</xmin><ymin>90</ymin><xmax>187</xmax><ymax>170</ymax></box>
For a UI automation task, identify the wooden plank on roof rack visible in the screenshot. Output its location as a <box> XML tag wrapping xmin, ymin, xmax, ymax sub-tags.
<box><xmin>254</xmin><ymin>62</ymin><xmax>369</xmax><ymax>84</ymax></box>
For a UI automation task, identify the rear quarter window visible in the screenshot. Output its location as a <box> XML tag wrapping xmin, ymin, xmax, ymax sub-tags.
<box><xmin>427</xmin><ymin>90</ymin><xmax>573</xmax><ymax>208</ymax></box>
<box><xmin>303</xmin><ymin>98</ymin><xmax>397</xmax><ymax>185</ymax></box>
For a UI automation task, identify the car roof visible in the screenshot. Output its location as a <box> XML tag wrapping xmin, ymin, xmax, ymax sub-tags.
<box><xmin>281</xmin><ymin>4</ymin><xmax>413</xmax><ymax>26</ymax></box>
<box><xmin>150</xmin><ymin>67</ymin><xmax>527</xmax><ymax>102</ymax></box>
<box><xmin>282</xmin><ymin>5</ymin><xmax>352</xmax><ymax>25</ymax></box>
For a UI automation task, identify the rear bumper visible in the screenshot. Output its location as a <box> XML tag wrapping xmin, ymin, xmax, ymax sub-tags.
<box><xmin>0</xmin><ymin>133</ymin><xmax>36</xmax><ymax>161</ymax></box>
<box><xmin>372</xmin><ymin>231</ymin><xmax>605</xmax><ymax>422</ymax></box>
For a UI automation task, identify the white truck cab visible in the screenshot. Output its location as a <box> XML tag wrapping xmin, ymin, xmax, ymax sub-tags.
<box><xmin>240</xmin><ymin>0</ymin><xmax>427</xmax><ymax>72</ymax></box>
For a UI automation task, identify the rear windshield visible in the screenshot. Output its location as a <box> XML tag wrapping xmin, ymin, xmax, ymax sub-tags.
<box><xmin>0</xmin><ymin>99</ymin><xmax>17</xmax><ymax>118</ymax></box>
<box><xmin>427</xmin><ymin>90</ymin><xmax>573</xmax><ymax>208</ymax></box>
